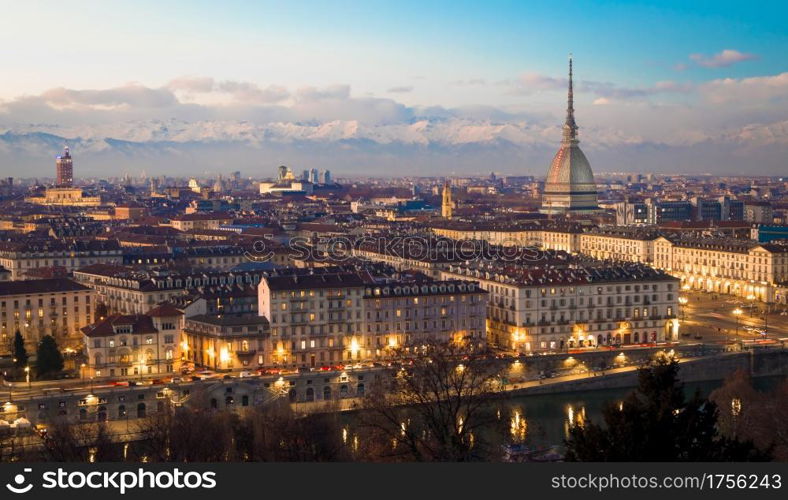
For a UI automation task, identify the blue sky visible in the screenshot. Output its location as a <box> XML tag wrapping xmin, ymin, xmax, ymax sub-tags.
<box><xmin>0</xmin><ymin>0</ymin><xmax>786</xmax><ymax>176</ymax></box>
<box><xmin>1</xmin><ymin>0</ymin><xmax>784</xmax><ymax>103</ymax></box>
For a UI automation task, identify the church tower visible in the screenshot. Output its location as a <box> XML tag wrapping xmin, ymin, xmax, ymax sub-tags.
<box><xmin>441</xmin><ymin>181</ymin><xmax>453</xmax><ymax>219</ymax></box>
<box><xmin>540</xmin><ymin>56</ymin><xmax>599</xmax><ymax>214</ymax></box>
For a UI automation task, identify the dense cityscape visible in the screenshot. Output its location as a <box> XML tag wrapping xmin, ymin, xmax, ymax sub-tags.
<box><xmin>0</xmin><ymin>3</ymin><xmax>787</xmax><ymax>479</ymax></box>
<box><xmin>0</xmin><ymin>55</ymin><xmax>786</xmax><ymax>463</ymax></box>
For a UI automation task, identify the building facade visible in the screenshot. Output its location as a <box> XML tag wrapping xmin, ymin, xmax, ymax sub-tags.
<box><xmin>0</xmin><ymin>240</ymin><xmax>123</xmax><ymax>280</ymax></box>
<box><xmin>73</xmin><ymin>264</ymin><xmax>266</xmax><ymax>315</ymax></box>
<box><xmin>440</xmin><ymin>263</ymin><xmax>680</xmax><ymax>353</ymax></box>
<box><xmin>258</xmin><ymin>271</ymin><xmax>487</xmax><ymax>369</ymax></box>
<box><xmin>181</xmin><ymin>313</ymin><xmax>271</xmax><ymax>371</ymax></box>
<box><xmin>55</xmin><ymin>146</ymin><xmax>73</xmax><ymax>187</ymax></box>
<box><xmin>0</xmin><ymin>278</ymin><xmax>94</xmax><ymax>354</ymax></box>
<box><xmin>81</xmin><ymin>305</ymin><xmax>183</xmax><ymax>378</ymax></box>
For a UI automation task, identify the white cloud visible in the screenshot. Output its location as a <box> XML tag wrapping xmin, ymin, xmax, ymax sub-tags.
<box><xmin>508</xmin><ymin>73</ymin><xmax>693</xmax><ymax>99</ymax></box>
<box><xmin>689</xmin><ymin>49</ymin><xmax>758</xmax><ymax>68</ymax></box>
<box><xmin>167</xmin><ymin>77</ymin><xmax>290</xmax><ymax>104</ymax></box>
<box><xmin>0</xmin><ymin>73</ymin><xmax>786</xmax><ymax>176</ymax></box>
<box><xmin>39</xmin><ymin>84</ymin><xmax>178</xmax><ymax>109</ymax></box>
<box><xmin>387</xmin><ymin>86</ymin><xmax>414</xmax><ymax>93</ymax></box>
<box><xmin>700</xmin><ymin>72</ymin><xmax>788</xmax><ymax>104</ymax></box>
<box><xmin>295</xmin><ymin>85</ymin><xmax>351</xmax><ymax>101</ymax></box>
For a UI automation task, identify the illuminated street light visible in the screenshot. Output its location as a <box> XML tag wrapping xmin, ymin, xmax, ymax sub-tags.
<box><xmin>678</xmin><ymin>296</ymin><xmax>688</xmax><ymax>321</ymax></box>
<box><xmin>746</xmin><ymin>294</ymin><xmax>756</xmax><ymax>317</ymax></box>
<box><xmin>733</xmin><ymin>307</ymin><xmax>743</xmax><ymax>339</ymax></box>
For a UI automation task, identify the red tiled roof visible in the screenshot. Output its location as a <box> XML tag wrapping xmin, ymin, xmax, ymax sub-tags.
<box><xmin>81</xmin><ymin>314</ymin><xmax>157</xmax><ymax>338</ymax></box>
<box><xmin>147</xmin><ymin>304</ymin><xmax>184</xmax><ymax>317</ymax></box>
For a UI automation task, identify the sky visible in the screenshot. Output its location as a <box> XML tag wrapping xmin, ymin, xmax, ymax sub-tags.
<box><xmin>0</xmin><ymin>0</ymin><xmax>786</xmax><ymax>177</ymax></box>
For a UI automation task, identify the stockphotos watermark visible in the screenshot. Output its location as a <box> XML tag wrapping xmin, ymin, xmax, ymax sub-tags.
<box><xmin>5</xmin><ymin>467</ymin><xmax>216</xmax><ymax>495</ymax></box>
<box><xmin>244</xmin><ymin>235</ymin><xmax>550</xmax><ymax>264</ymax></box>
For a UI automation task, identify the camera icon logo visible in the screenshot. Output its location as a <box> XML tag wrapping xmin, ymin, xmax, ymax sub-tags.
<box><xmin>6</xmin><ymin>468</ymin><xmax>33</xmax><ymax>494</ymax></box>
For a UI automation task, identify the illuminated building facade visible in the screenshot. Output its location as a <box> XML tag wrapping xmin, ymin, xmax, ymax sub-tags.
<box><xmin>81</xmin><ymin>304</ymin><xmax>183</xmax><ymax>378</ymax></box>
<box><xmin>56</xmin><ymin>146</ymin><xmax>73</xmax><ymax>187</ymax></box>
<box><xmin>258</xmin><ymin>271</ymin><xmax>487</xmax><ymax>369</ymax></box>
<box><xmin>440</xmin><ymin>263</ymin><xmax>679</xmax><ymax>352</ymax></box>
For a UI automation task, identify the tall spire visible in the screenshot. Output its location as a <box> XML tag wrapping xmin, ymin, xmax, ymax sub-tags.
<box><xmin>563</xmin><ymin>54</ymin><xmax>578</xmax><ymax>143</ymax></box>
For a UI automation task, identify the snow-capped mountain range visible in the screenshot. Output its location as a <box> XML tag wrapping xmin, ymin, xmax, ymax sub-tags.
<box><xmin>0</xmin><ymin>118</ymin><xmax>785</xmax><ymax>177</ymax></box>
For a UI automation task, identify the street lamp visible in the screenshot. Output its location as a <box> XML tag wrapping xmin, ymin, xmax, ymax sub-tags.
<box><xmin>678</xmin><ymin>296</ymin><xmax>688</xmax><ymax>321</ymax></box>
<box><xmin>24</xmin><ymin>366</ymin><xmax>30</xmax><ymax>390</ymax></box>
<box><xmin>747</xmin><ymin>294</ymin><xmax>756</xmax><ymax>317</ymax></box>
<box><xmin>80</xmin><ymin>363</ymin><xmax>86</xmax><ymax>380</ymax></box>
<box><xmin>733</xmin><ymin>307</ymin><xmax>743</xmax><ymax>339</ymax></box>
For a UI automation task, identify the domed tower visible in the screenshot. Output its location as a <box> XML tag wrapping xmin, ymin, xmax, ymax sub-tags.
<box><xmin>540</xmin><ymin>56</ymin><xmax>599</xmax><ymax>215</ymax></box>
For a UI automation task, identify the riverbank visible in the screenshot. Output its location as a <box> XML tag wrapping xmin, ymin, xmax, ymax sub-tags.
<box><xmin>295</xmin><ymin>348</ymin><xmax>788</xmax><ymax>413</ymax></box>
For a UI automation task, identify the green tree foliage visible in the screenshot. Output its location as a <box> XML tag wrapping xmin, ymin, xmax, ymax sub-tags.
<box><xmin>12</xmin><ymin>330</ymin><xmax>28</xmax><ymax>368</ymax></box>
<box><xmin>36</xmin><ymin>335</ymin><xmax>64</xmax><ymax>378</ymax></box>
<box><xmin>565</xmin><ymin>359</ymin><xmax>769</xmax><ymax>461</ymax></box>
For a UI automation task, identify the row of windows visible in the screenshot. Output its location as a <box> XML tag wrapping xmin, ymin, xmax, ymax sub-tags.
<box><xmin>92</xmin><ymin>334</ymin><xmax>175</xmax><ymax>348</ymax></box>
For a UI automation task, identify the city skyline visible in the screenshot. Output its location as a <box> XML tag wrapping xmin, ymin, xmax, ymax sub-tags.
<box><xmin>0</xmin><ymin>1</ymin><xmax>786</xmax><ymax>177</ymax></box>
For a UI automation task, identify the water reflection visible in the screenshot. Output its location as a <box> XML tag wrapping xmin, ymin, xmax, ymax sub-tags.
<box><xmin>563</xmin><ymin>404</ymin><xmax>586</xmax><ymax>438</ymax></box>
<box><xmin>510</xmin><ymin>409</ymin><xmax>527</xmax><ymax>443</ymax></box>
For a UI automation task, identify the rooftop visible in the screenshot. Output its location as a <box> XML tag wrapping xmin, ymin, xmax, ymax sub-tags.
<box><xmin>0</xmin><ymin>278</ymin><xmax>90</xmax><ymax>296</ymax></box>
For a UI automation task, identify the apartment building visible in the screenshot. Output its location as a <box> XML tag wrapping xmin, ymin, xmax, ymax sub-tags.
<box><xmin>258</xmin><ymin>271</ymin><xmax>369</xmax><ymax>368</ymax></box>
<box><xmin>0</xmin><ymin>278</ymin><xmax>94</xmax><ymax>354</ymax></box>
<box><xmin>81</xmin><ymin>304</ymin><xmax>183</xmax><ymax>378</ymax></box>
<box><xmin>258</xmin><ymin>270</ymin><xmax>488</xmax><ymax>369</ymax></box>
<box><xmin>73</xmin><ymin>264</ymin><xmax>266</xmax><ymax>314</ymax></box>
<box><xmin>169</xmin><ymin>212</ymin><xmax>234</xmax><ymax>231</ymax></box>
<box><xmin>0</xmin><ymin>239</ymin><xmax>123</xmax><ymax>280</ymax></box>
<box><xmin>578</xmin><ymin>227</ymin><xmax>661</xmax><ymax>264</ymax></box>
<box><xmin>440</xmin><ymin>262</ymin><xmax>680</xmax><ymax>353</ymax></box>
<box><xmin>182</xmin><ymin>313</ymin><xmax>271</xmax><ymax>371</ymax></box>
<box><xmin>431</xmin><ymin>221</ymin><xmax>788</xmax><ymax>304</ymax></box>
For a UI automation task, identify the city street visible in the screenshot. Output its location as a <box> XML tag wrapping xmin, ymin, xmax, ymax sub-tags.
<box><xmin>679</xmin><ymin>290</ymin><xmax>788</xmax><ymax>344</ymax></box>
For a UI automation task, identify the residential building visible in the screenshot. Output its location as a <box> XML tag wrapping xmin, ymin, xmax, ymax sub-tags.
<box><xmin>0</xmin><ymin>278</ymin><xmax>94</xmax><ymax>354</ymax></box>
<box><xmin>81</xmin><ymin>304</ymin><xmax>183</xmax><ymax>378</ymax></box>
<box><xmin>170</xmin><ymin>212</ymin><xmax>234</xmax><ymax>231</ymax></box>
<box><xmin>0</xmin><ymin>239</ymin><xmax>123</xmax><ymax>280</ymax></box>
<box><xmin>258</xmin><ymin>270</ymin><xmax>487</xmax><ymax>368</ymax></box>
<box><xmin>73</xmin><ymin>264</ymin><xmax>267</xmax><ymax>314</ymax></box>
<box><xmin>182</xmin><ymin>313</ymin><xmax>271</xmax><ymax>371</ymax></box>
<box><xmin>440</xmin><ymin>262</ymin><xmax>680</xmax><ymax>353</ymax></box>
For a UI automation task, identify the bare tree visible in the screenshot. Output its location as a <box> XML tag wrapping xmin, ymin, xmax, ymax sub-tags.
<box><xmin>134</xmin><ymin>402</ymin><xmax>235</xmax><ymax>462</ymax></box>
<box><xmin>39</xmin><ymin>418</ymin><xmax>121</xmax><ymax>461</ymax></box>
<box><xmin>240</xmin><ymin>399</ymin><xmax>350</xmax><ymax>461</ymax></box>
<box><xmin>361</xmin><ymin>341</ymin><xmax>504</xmax><ymax>461</ymax></box>
<box><xmin>710</xmin><ymin>371</ymin><xmax>788</xmax><ymax>460</ymax></box>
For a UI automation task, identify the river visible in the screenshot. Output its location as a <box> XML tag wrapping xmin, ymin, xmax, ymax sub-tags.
<box><xmin>337</xmin><ymin>375</ymin><xmax>787</xmax><ymax>456</ymax></box>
